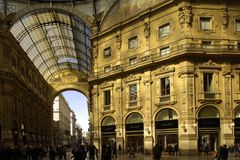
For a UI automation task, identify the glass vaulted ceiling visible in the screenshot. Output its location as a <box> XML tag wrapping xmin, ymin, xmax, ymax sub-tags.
<box><xmin>10</xmin><ymin>9</ymin><xmax>92</xmax><ymax>81</ymax></box>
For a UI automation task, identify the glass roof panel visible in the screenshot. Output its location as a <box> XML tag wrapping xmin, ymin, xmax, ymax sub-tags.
<box><xmin>10</xmin><ymin>9</ymin><xmax>92</xmax><ymax>81</ymax></box>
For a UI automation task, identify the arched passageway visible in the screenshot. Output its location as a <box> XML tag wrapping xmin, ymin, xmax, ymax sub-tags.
<box><xmin>125</xmin><ymin>112</ymin><xmax>144</xmax><ymax>151</ymax></box>
<box><xmin>155</xmin><ymin>108</ymin><xmax>178</xmax><ymax>150</ymax></box>
<box><xmin>197</xmin><ymin>106</ymin><xmax>220</xmax><ymax>152</ymax></box>
<box><xmin>101</xmin><ymin>116</ymin><xmax>116</xmax><ymax>146</ymax></box>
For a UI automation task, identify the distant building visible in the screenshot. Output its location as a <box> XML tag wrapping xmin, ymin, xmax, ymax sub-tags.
<box><xmin>70</xmin><ymin>111</ymin><xmax>77</xmax><ymax>145</ymax></box>
<box><xmin>53</xmin><ymin>94</ymin><xmax>71</xmax><ymax>145</ymax></box>
<box><xmin>75</xmin><ymin>124</ymin><xmax>83</xmax><ymax>145</ymax></box>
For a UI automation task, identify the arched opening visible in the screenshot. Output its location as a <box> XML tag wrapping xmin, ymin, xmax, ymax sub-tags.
<box><xmin>197</xmin><ymin>106</ymin><xmax>220</xmax><ymax>152</ymax></box>
<box><xmin>53</xmin><ymin>90</ymin><xmax>89</xmax><ymax>147</ymax></box>
<box><xmin>125</xmin><ymin>112</ymin><xmax>143</xmax><ymax>152</ymax></box>
<box><xmin>101</xmin><ymin>116</ymin><xmax>116</xmax><ymax>146</ymax></box>
<box><xmin>234</xmin><ymin>106</ymin><xmax>240</xmax><ymax>144</ymax></box>
<box><xmin>155</xmin><ymin>108</ymin><xmax>178</xmax><ymax>151</ymax></box>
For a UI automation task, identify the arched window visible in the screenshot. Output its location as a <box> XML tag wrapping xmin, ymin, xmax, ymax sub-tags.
<box><xmin>126</xmin><ymin>113</ymin><xmax>143</xmax><ymax>124</ymax></box>
<box><xmin>156</xmin><ymin>108</ymin><xmax>178</xmax><ymax>121</ymax></box>
<box><xmin>235</xmin><ymin>107</ymin><xmax>240</xmax><ymax>118</ymax></box>
<box><xmin>198</xmin><ymin>106</ymin><xmax>219</xmax><ymax>118</ymax></box>
<box><xmin>102</xmin><ymin>116</ymin><xmax>115</xmax><ymax>126</ymax></box>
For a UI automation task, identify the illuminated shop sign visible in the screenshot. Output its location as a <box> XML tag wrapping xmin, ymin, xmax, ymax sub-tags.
<box><xmin>155</xmin><ymin>120</ymin><xmax>178</xmax><ymax>129</ymax></box>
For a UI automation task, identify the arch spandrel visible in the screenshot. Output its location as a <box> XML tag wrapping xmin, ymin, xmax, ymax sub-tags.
<box><xmin>100</xmin><ymin>0</ymin><xmax>170</xmax><ymax>31</ymax></box>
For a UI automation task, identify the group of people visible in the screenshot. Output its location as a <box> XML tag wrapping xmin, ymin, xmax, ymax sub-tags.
<box><xmin>101</xmin><ymin>143</ymin><xmax>117</xmax><ymax>160</ymax></box>
<box><xmin>0</xmin><ymin>144</ymin><xmax>48</xmax><ymax>160</ymax></box>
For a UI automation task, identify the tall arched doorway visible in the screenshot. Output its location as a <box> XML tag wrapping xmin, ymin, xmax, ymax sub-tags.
<box><xmin>101</xmin><ymin>116</ymin><xmax>116</xmax><ymax>146</ymax></box>
<box><xmin>234</xmin><ymin>107</ymin><xmax>240</xmax><ymax>144</ymax></box>
<box><xmin>125</xmin><ymin>112</ymin><xmax>144</xmax><ymax>151</ymax></box>
<box><xmin>155</xmin><ymin>108</ymin><xmax>178</xmax><ymax>150</ymax></box>
<box><xmin>198</xmin><ymin>106</ymin><xmax>220</xmax><ymax>152</ymax></box>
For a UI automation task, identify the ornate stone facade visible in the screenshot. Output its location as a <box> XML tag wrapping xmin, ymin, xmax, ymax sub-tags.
<box><xmin>0</xmin><ymin>22</ymin><xmax>52</xmax><ymax>146</ymax></box>
<box><xmin>90</xmin><ymin>0</ymin><xmax>240</xmax><ymax>154</ymax></box>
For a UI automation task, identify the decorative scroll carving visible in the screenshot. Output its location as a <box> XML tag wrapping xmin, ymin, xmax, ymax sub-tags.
<box><xmin>179</xmin><ymin>6</ymin><xmax>192</xmax><ymax>28</ymax></box>
<box><xmin>154</xmin><ymin>66</ymin><xmax>175</xmax><ymax>76</ymax></box>
<box><xmin>124</xmin><ymin>75</ymin><xmax>141</xmax><ymax>83</ymax></box>
<box><xmin>144</xmin><ymin>17</ymin><xmax>150</xmax><ymax>38</ymax></box>
<box><xmin>222</xmin><ymin>9</ymin><xmax>229</xmax><ymax>30</ymax></box>
<box><xmin>116</xmin><ymin>30</ymin><xmax>122</xmax><ymax>49</ymax></box>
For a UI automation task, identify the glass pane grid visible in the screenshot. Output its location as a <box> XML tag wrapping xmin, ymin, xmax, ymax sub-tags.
<box><xmin>10</xmin><ymin>9</ymin><xmax>92</xmax><ymax>80</ymax></box>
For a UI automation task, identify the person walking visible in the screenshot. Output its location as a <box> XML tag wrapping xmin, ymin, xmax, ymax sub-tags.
<box><xmin>129</xmin><ymin>146</ymin><xmax>135</xmax><ymax>159</ymax></box>
<box><xmin>153</xmin><ymin>143</ymin><xmax>163</xmax><ymax>160</ymax></box>
<box><xmin>49</xmin><ymin>146</ymin><xmax>56</xmax><ymax>160</ymax></box>
<box><xmin>204</xmin><ymin>144</ymin><xmax>209</xmax><ymax>156</ymax></box>
<box><xmin>221</xmin><ymin>145</ymin><xmax>229</xmax><ymax>160</ymax></box>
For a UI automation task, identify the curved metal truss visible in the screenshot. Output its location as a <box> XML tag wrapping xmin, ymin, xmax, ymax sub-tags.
<box><xmin>10</xmin><ymin>8</ymin><xmax>92</xmax><ymax>81</ymax></box>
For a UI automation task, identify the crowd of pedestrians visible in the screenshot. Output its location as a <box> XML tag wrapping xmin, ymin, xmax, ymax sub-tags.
<box><xmin>0</xmin><ymin>144</ymin><xmax>48</xmax><ymax>160</ymax></box>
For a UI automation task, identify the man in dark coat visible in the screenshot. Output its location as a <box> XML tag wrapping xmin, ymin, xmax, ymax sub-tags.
<box><xmin>153</xmin><ymin>143</ymin><xmax>163</xmax><ymax>160</ymax></box>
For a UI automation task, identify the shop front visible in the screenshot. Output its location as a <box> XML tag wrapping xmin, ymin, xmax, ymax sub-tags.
<box><xmin>234</xmin><ymin>107</ymin><xmax>240</xmax><ymax>145</ymax></box>
<box><xmin>125</xmin><ymin>112</ymin><xmax>144</xmax><ymax>152</ymax></box>
<box><xmin>198</xmin><ymin>106</ymin><xmax>220</xmax><ymax>152</ymax></box>
<box><xmin>101</xmin><ymin>116</ymin><xmax>116</xmax><ymax>146</ymax></box>
<box><xmin>155</xmin><ymin>108</ymin><xmax>178</xmax><ymax>150</ymax></box>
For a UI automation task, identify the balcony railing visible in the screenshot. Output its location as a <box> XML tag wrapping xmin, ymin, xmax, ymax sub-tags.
<box><xmin>198</xmin><ymin>92</ymin><xmax>221</xmax><ymax>102</ymax></box>
<box><xmin>125</xmin><ymin>99</ymin><xmax>142</xmax><ymax>110</ymax></box>
<box><xmin>89</xmin><ymin>42</ymin><xmax>240</xmax><ymax>80</ymax></box>
<box><xmin>155</xmin><ymin>94</ymin><xmax>176</xmax><ymax>106</ymax></box>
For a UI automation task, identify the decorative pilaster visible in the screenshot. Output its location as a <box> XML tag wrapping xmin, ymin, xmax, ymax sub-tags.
<box><xmin>143</xmin><ymin>77</ymin><xmax>153</xmax><ymax>153</ymax></box>
<box><xmin>220</xmin><ymin>65</ymin><xmax>234</xmax><ymax>146</ymax></box>
<box><xmin>115</xmin><ymin>82</ymin><xmax>124</xmax><ymax>151</ymax></box>
<box><xmin>178</xmin><ymin>62</ymin><xmax>198</xmax><ymax>154</ymax></box>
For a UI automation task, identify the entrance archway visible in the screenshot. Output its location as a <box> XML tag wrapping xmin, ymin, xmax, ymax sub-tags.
<box><xmin>155</xmin><ymin>108</ymin><xmax>178</xmax><ymax>150</ymax></box>
<box><xmin>125</xmin><ymin>112</ymin><xmax>144</xmax><ymax>152</ymax></box>
<box><xmin>197</xmin><ymin>106</ymin><xmax>220</xmax><ymax>152</ymax></box>
<box><xmin>53</xmin><ymin>90</ymin><xmax>89</xmax><ymax>146</ymax></box>
<box><xmin>101</xmin><ymin>116</ymin><xmax>116</xmax><ymax>146</ymax></box>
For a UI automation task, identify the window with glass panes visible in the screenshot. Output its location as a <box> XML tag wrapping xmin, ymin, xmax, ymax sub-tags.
<box><xmin>129</xmin><ymin>84</ymin><xmax>137</xmax><ymax>102</ymax></box>
<box><xmin>104</xmin><ymin>66</ymin><xmax>111</xmax><ymax>73</ymax></box>
<box><xmin>104</xmin><ymin>90</ymin><xmax>111</xmax><ymax>110</ymax></box>
<box><xmin>161</xmin><ymin>77</ymin><xmax>170</xmax><ymax>96</ymax></box>
<box><xmin>204</xmin><ymin>73</ymin><xmax>213</xmax><ymax>92</ymax></box>
<box><xmin>103</xmin><ymin>47</ymin><xmax>111</xmax><ymax>58</ymax></box>
<box><xmin>160</xmin><ymin>47</ymin><xmax>170</xmax><ymax>56</ymax></box>
<box><xmin>202</xmin><ymin>41</ymin><xmax>211</xmax><ymax>49</ymax></box>
<box><xmin>200</xmin><ymin>17</ymin><xmax>212</xmax><ymax>30</ymax></box>
<box><xmin>236</xmin><ymin>19</ymin><xmax>240</xmax><ymax>32</ymax></box>
<box><xmin>129</xmin><ymin>57</ymin><xmax>137</xmax><ymax>65</ymax></box>
<box><xmin>159</xmin><ymin>23</ymin><xmax>170</xmax><ymax>38</ymax></box>
<box><xmin>128</xmin><ymin>36</ymin><xmax>138</xmax><ymax>49</ymax></box>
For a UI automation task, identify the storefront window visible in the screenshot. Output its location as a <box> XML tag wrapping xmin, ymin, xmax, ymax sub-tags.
<box><xmin>198</xmin><ymin>107</ymin><xmax>219</xmax><ymax>118</ymax></box>
<box><xmin>102</xmin><ymin>116</ymin><xmax>115</xmax><ymax>126</ymax></box>
<box><xmin>156</xmin><ymin>109</ymin><xmax>178</xmax><ymax>121</ymax></box>
<box><xmin>126</xmin><ymin>113</ymin><xmax>143</xmax><ymax>124</ymax></box>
